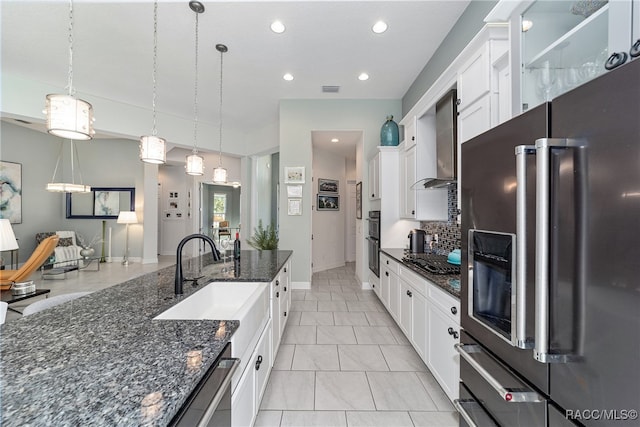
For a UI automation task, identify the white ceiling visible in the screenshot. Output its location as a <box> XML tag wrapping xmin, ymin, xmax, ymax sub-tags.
<box><xmin>2</xmin><ymin>0</ymin><xmax>469</xmax><ymax>154</ymax></box>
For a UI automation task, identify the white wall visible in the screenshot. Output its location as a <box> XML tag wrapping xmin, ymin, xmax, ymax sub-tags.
<box><xmin>312</xmin><ymin>147</ymin><xmax>346</xmax><ymax>272</ymax></box>
<box><xmin>279</xmin><ymin>99</ymin><xmax>402</xmax><ymax>286</ymax></box>
<box><xmin>345</xmin><ymin>158</ymin><xmax>357</xmax><ymax>263</ymax></box>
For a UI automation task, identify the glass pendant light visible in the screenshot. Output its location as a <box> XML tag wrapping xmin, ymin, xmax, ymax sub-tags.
<box><xmin>212</xmin><ymin>44</ymin><xmax>228</xmax><ymax>184</ymax></box>
<box><xmin>45</xmin><ymin>0</ymin><xmax>95</xmax><ymax>140</ymax></box>
<box><xmin>140</xmin><ymin>0</ymin><xmax>166</xmax><ymax>164</ymax></box>
<box><xmin>185</xmin><ymin>1</ymin><xmax>204</xmax><ymax>176</ymax></box>
<box><xmin>46</xmin><ymin>139</ymin><xmax>91</xmax><ymax>193</ymax></box>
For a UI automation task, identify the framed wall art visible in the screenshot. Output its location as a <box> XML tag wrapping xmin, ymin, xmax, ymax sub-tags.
<box><xmin>284</xmin><ymin>166</ymin><xmax>305</xmax><ymax>184</ymax></box>
<box><xmin>66</xmin><ymin>187</ymin><xmax>135</xmax><ymax>219</ymax></box>
<box><xmin>318</xmin><ymin>178</ymin><xmax>338</xmax><ymax>193</ymax></box>
<box><xmin>288</xmin><ymin>198</ymin><xmax>302</xmax><ymax>215</ymax></box>
<box><xmin>317</xmin><ymin>194</ymin><xmax>339</xmax><ymax>211</ymax></box>
<box><xmin>286</xmin><ymin>185</ymin><xmax>303</xmax><ymax>198</ymax></box>
<box><xmin>0</xmin><ymin>160</ymin><xmax>22</xmax><ymax>223</ymax></box>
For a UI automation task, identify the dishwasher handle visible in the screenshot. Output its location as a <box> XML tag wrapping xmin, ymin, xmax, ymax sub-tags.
<box><xmin>197</xmin><ymin>358</ymin><xmax>240</xmax><ymax>427</ymax></box>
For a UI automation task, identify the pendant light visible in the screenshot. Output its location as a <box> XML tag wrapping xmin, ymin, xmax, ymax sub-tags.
<box><xmin>46</xmin><ymin>139</ymin><xmax>91</xmax><ymax>193</ymax></box>
<box><xmin>212</xmin><ymin>44</ymin><xmax>228</xmax><ymax>184</ymax></box>
<box><xmin>185</xmin><ymin>1</ymin><xmax>205</xmax><ymax>176</ymax></box>
<box><xmin>140</xmin><ymin>0</ymin><xmax>166</xmax><ymax>164</ymax></box>
<box><xmin>45</xmin><ymin>0</ymin><xmax>95</xmax><ymax>140</ymax></box>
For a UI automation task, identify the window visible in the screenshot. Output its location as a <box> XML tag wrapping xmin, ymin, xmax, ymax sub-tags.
<box><xmin>213</xmin><ymin>193</ymin><xmax>227</xmax><ymax>227</ymax></box>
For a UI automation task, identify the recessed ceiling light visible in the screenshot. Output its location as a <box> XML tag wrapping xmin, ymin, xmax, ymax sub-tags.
<box><xmin>283</xmin><ymin>73</ymin><xmax>294</xmax><ymax>81</ymax></box>
<box><xmin>331</xmin><ymin>138</ymin><xmax>339</xmax><ymax>143</ymax></box>
<box><xmin>372</xmin><ymin>21</ymin><xmax>388</xmax><ymax>34</ymax></box>
<box><xmin>271</xmin><ymin>20</ymin><xmax>285</xmax><ymax>34</ymax></box>
<box><xmin>358</xmin><ymin>73</ymin><xmax>369</xmax><ymax>81</ymax></box>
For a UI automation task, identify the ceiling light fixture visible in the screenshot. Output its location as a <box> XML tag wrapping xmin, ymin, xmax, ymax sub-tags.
<box><xmin>358</xmin><ymin>73</ymin><xmax>369</xmax><ymax>81</ymax></box>
<box><xmin>212</xmin><ymin>43</ymin><xmax>228</xmax><ymax>184</ymax></box>
<box><xmin>270</xmin><ymin>20</ymin><xmax>285</xmax><ymax>34</ymax></box>
<box><xmin>46</xmin><ymin>139</ymin><xmax>91</xmax><ymax>193</ymax></box>
<box><xmin>283</xmin><ymin>73</ymin><xmax>294</xmax><ymax>81</ymax></box>
<box><xmin>185</xmin><ymin>1</ymin><xmax>205</xmax><ymax>176</ymax></box>
<box><xmin>331</xmin><ymin>138</ymin><xmax>339</xmax><ymax>143</ymax></box>
<box><xmin>522</xmin><ymin>19</ymin><xmax>533</xmax><ymax>32</ymax></box>
<box><xmin>45</xmin><ymin>0</ymin><xmax>95</xmax><ymax>140</ymax></box>
<box><xmin>140</xmin><ymin>0</ymin><xmax>166</xmax><ymax>165</ymax></box>
<box><xmin>372</xmin><ymin>20</ymin><xmax>388</xmax><ymax>34</ymax></box>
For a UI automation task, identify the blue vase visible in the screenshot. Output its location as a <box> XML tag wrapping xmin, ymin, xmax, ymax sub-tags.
<box><xmin>380</xmin><ymin>115</ymin><xmax>399</xmax><ymax>146</ymax></box>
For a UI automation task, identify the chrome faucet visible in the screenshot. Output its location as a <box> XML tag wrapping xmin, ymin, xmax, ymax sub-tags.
<box><xmin>175</xmin><ymin>234</ymin><xmax>221</xmax><ymax>295</ymax></box>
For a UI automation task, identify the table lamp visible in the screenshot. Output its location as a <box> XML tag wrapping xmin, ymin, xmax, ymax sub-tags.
<box><xmin>117</xmin><ymin>211</ymin><xmax>137</xmax><ymax>265</ymax></box>
<box><xmin>0</xmin><ymin>219</ymin><xmax>19</xmax><ymax>269</ymax></box>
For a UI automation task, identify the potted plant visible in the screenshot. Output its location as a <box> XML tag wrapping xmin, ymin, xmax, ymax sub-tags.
<box><xmin>246</xmin><ymin>220</ymin><xmax>278</xmax><ymax>250</ymax></box>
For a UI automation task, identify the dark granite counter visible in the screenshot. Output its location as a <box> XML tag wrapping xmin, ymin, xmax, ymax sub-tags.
<box><xmin>380</xmin><ymin>248</ymin><xmax>460</xmax><ymax>299</ymax></box>
<box><xmin>0</xmin><ymin>249</ymin><xmax>292</xmax><ymax>427</ymax></box>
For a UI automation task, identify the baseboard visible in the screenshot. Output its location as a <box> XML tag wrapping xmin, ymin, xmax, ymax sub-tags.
<box><xmin>142</xmin><ymin>257</ymin><xmax>158</xmax><ymax>264</ymax></box>
<box><xmin>312</xmin><ymin>261</ymin><xmax>345</xmax><ymax>273</ymax></box>
<box><xmin>292</xmin><ymin>281</ymin><xmax>311</xmax><ymax>290</ymax></box>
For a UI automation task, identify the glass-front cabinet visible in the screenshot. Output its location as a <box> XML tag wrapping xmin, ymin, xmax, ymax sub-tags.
<box><xmin>517</xmin><ymin>0</ymin><xmax>638</xmax><ymax>112</ymax></box>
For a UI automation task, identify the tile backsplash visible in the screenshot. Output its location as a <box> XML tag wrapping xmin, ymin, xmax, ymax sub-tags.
<box><xmin>419</xmin><ymin>185</ymin><xmax>460</xmax><ymax>253</ymax></box>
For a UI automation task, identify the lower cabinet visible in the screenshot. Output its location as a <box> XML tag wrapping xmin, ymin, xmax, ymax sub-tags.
<box><xmin>232</xmin><ymin>260</ymin><xmax>291</xmax><ymax>427</ymax></box>
<box><xmin>375</xmin><ymin>254</ymin><xmax>460</xmax><ymax>403</ymax></box>
<box><xmin>232</xmin><ymin>319</ymin><xmax>272</xmax><ymax>427</ymax></box>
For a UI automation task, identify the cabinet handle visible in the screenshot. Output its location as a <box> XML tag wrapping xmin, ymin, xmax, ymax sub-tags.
<box><xmin>448</xmin><ymin>327</ymin><xmax>459</xmax><ymax>339</ymax></box>
<box><xmin>284</xmin><ymin>286</ymin><xmax>287</xmax><ymax>291</ymax></box>
<box><xmin>385</xmin><ymin>271</ymin><xmax>389</xmax><ymax>277</ymax></box>
<box><xmin>276</xmin><ymin>291</ymin><xmax>279</xmax><ymax>298</ymax></box>
<box><xmin>411</xmin><ymin>136</ymin><xmax>415</xmax><ymax>141</ymax></box>
<box><xmin>276</xmin><ymin>280</ymin><xmax>279</xmax><ymax>286</ymax></box>
<box><xmin>456</xmin><ymin>98</ymin><xmax>461</xmax><ymax>106</ymax></box>
<box><xmin>284</xmin><ymin>311</ymin><xmax>287</xmax><ymax>317</ymax></box>
<box><xmin>386</xmin><ymin>260</ymin><xmax>389</xmax><ymax>265</ymax></box>
<box><xmin>451</xmin><ymin>306</ymin><xmax>458</xmax><ymax>315</ymax></box>
<box><xmin>406</xmin><ymin>290</ymin><xmax>412</xmax><ymax>297</ymax></box>
<box><xmin>411</xmin><ymin>210</ymin><xmax>415</xmax><ymax>215</ymax></box>
<box><xmin>284</xmin><ymin>267</ymin><xmax>287</xmax><ymax>273</ymax></box>
<box><xmin>631</xmin><ymin>39</ymin><xmax>640</xmax><ymax>58</ymax></box>
<box><xmin>372</xmin><ymin>284</ymin><xmax>375</xmax><ymax>288</ymax></box>
<box><xmin>255</xmin><ymin>355</ymin><xmax>263</xmax><ymax>371</ymax></box>
<box><xmin>371</xmin><ymin>193</ymin><xmax>375</xmax><ymax>198</ymax></box>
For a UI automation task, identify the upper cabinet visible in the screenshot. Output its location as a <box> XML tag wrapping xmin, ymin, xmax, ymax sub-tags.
<box><xmin>457</xmin><ymin>30</ymin><xmax>509</xmax><ymax>143</ymax></box>
<box><xmin>496</xmin><ymin>0</ymin><xmax>640</xmax><ymax>113</ymax></box>
<box><xmin>368</xmin><ymin>152</ymin><xmax>380</xmax><ymax>201</ymax></box>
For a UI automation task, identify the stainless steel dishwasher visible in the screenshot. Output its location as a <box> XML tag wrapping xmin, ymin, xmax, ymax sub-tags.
<box><xmin>170</xmin><ymin>343</ymin><xmax>240</xmax><ymax>427</ymax></box>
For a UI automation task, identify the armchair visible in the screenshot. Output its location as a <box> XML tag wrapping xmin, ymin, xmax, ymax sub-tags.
<box><xmin>0</xmin><ymin>235</ymin><xmax>59</xmax><ymax>290</ymax></box>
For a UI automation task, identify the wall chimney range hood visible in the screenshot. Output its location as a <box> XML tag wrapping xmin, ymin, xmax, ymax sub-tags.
<box><xmin>412</xmin><ymin>89</ymin><xmax>457</xmax><ymax>190</ymax></box>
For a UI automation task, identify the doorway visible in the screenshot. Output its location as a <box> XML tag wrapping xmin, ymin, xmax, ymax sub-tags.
<box><xmin>311</xmin><ymin>130</ymin><xmax>362</xmax><ymax>273</ymax></box>
<box><xmin>200</xmin><ymin>182</ymin><xmax>241</xmax><ymax>250</ymax></box>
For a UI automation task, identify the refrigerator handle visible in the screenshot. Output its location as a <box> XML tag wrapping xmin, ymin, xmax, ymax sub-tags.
<box><xmin>533</xmin><ymin>138</ymin><xmax>585</xmax><ymax>364</ymax></box>
<box><xmin>514</xmin><ymin>145</ymin><xmax>536</xmax><ymax>350</ymax></box>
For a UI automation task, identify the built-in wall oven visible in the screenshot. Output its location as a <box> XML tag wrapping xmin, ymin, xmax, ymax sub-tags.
<box><xmin>367</xmin><ymin>210</ymin><xmax>380</xmax><ymax>277</ymax></box>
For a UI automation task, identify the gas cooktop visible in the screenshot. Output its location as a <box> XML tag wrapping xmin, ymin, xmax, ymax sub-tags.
<box><xmin>402</xmin><ymin>252</ymin><xmax>460</xmax><ymax>275</ymax></box>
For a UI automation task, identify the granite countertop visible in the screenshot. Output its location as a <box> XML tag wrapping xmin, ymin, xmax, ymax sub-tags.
<box><xmin>380</xmin><ymin>248</ymin><xmax>460</xmax><ymax>299</ymax></box>
<box><xmin>0</xmin><ymin>249</ymin><xmax>292</xmax><ymax>427</ymax></box>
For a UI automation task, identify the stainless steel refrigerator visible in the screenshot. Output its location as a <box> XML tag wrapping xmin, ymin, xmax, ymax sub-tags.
<box><xmin>457</xmin><ymin>58</ymin><xmax>640</xmax><ymax>426</ymax></box>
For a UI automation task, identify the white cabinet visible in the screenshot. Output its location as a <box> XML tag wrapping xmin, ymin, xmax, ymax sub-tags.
<box><xmin>457</xmin><ymin>35</ymin><xmax>509</xmax><ymax>143</ymax></box>
<box><xmin>368</xmin><ymin>152</ymin><xmax>380</xmax><ymax>200</ymax></box>
<box><xmin>400</xmin><ymin>144</ymin><xmax>417</xmax><ymax>218</ymax></box>
<box><xmin>271</xmin><ymin>261</ymin><xmax>291</xmax><ymax>360</ymax></box>
<box><xmin>232</xmin><ymin>319</ymin><xmax>272</xmax><ymax>427</ymax></box>
<box><xmin>426</xmin><ymin>285</ymin><xmax>460</xmax><ymax>402</ymax></box>
<box><xmin>373</xmin><ymin>253</ymin><xmax>460</xmax><ymax>403</ymax></box>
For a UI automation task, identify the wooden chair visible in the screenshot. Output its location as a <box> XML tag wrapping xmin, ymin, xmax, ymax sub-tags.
<box><xmin>218</xmin><ymin>221</ymin><xmax>232</xmax><ymax>240</ymax></box>
<box><xmin>0</xmin><ymin>235</ymin><xmax>58</xmax><ymax>290</ymax></box>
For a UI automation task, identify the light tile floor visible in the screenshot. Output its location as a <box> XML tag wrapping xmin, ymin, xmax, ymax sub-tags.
<box><xmin>257</xmin><ymin>263</ymin><xmax>458</xmax><ymax>427</ymax></box>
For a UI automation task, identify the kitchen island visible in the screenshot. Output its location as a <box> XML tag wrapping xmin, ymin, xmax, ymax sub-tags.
<box><xmin>0</xmin><ymin>249</ymin><xmax>292</xmax><ymax>427</ymax></box>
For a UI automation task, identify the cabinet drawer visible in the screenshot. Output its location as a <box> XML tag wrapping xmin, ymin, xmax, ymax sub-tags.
<box><xmin>379</xmin><ymin>253</ymin><xmax>399</xmax><ymax>275</ymax></box>
<box><xmin>398</xmin><ymin>264</ymin><xmax>427</xmax><ymax>297</ymax></box>
<box><xmin>428</xmin><ymin>282</ymin><xmax>460</xmax><ymax>323</ymax></box>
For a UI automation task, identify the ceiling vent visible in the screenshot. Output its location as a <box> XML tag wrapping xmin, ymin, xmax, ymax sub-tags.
<box><xmin>322</xmin><ymin>85</ymin><xmax>340</xmax><ymax>93</ymax></box>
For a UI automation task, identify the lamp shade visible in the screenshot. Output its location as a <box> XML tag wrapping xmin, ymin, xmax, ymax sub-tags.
<box><xmin>0</xmin><ymin>219</ymin><xmax>19</xmax><ymax>251</ymax></box>
<box><xmin>212</xmin><ymin>166</ymin><xmax>227</xmax><ymax>183</ymax></box>
<box><xmin>45</xmin><ymin>94</ymin><xmax>95</xmax><ymax>140</ymax></box>
<box><xmin>185</xmin><ymin>153</ymin><xmax>204</xmax><ymax>176</ymax></box>
<box><xmin>117</xmin><ymin>211</ymin><xmax>138</xmax><ymax>224</ymax></box>
<box><xmin>46</xmin><ymin>182</ymin><xmax>92</xmax><ymax>193</ymax></box>
<box><xmin>140</xmin><ymin>135</ymin><xmax>166</xmax><ymax>164</ymax></box>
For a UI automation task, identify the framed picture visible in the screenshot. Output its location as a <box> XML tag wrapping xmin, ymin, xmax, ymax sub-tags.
<box><xmin>317</xmin><ymin>194</ymin><xmax>340</xmax><ymax>211</ymax></box>
<box><xmin>287</xmin><ymin>185</ymin><xmax>303</xmax><ymax>198</ymax></box>
<box><xmin>318</xmin><ymin>178</ymin><xmax>338</xmax><ymax>193</ymax></box>
<box><xmin>356</xmin><ymin>181</ymin><xmax>362</xmax><ymax>219</ymax></box>
<box><xmin>67</xmin><ymin>187</ymin><xmax>135</xmax><ymax>219</ymax></box>
<box><xmin>0</xmin><ymin>161</ymin><xmax>22</xmax><ymax>223</ymax></box>
<box><xmin>284</xmin><ymin>166</ymin><xmax>305</xmax><ymax>184</ymax></box>
<box><xmin>288</xmin><ymin>198</ymin><xmax>302</xmax><ymax>215</ymax></box>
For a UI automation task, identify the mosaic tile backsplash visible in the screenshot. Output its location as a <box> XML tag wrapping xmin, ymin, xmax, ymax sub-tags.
<box><xmin>419</xmin><ymin>185</ymin><xmax>461</xmax><ymax>253</ymax></box>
